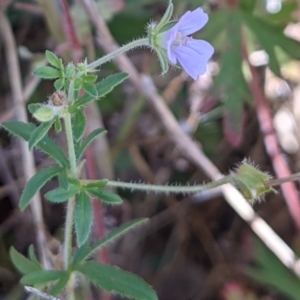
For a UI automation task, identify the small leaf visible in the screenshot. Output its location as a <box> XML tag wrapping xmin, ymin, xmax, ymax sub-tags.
<box><xmin>83</xmin><ymin>179</ymin><xmax>108</xmax><ymax>189</ymax></box>
<box><xmin>28</xmin><ymin>103</ymin><xmax>42</xmax><ymax>114</ymax></box>
<box><xmin>45</xmin><ymin>185</ymin><xmax>80</xmax><ymax>203</ymax></box>
<box><xmin>33</xmin><ymin>66</ymin><xmax>62</xmax><ymax>79</ymax></box>
<box><xmin>75</xmin><ymin>192</ymin><xmax>93</xmax><ymax>246</ymax></box>
<box><xmin>73</xmin><ymin>218</ymin><xmax>148</xmax><ymax>265</ymax></box>
<box><xmin>76</xmin><ymin>262</ymin><xmax>158</xmax><ymax>300</ymax></box>
<box><xmin>82</xmin><ymin>81</ymin><xmax>98</xmax><ymax>98</ymax></box>
<box><xmin>74</xmin><ymin>78</ymin><xmax>82</xmax><ymax>90</ymax></box>
<box><xmin>20</xmin><ymin>166</ymin><xmax>62</xmax><ymax>210</ymax></box>
<box><xmin>48</xmin><ymin>272</ymin><xmax>70</xmax><ymax>296</ymax></box>
<box><xmin>72</xmin><ymin>109</ymin><xmax>86</xmax><ymax>142</ymax></box>
<box><xmin>45</xmin><ymin>50</ymin><xmax>63</xmax><ymax>70</ymax></box>
<box><xmin>54</xmin><ymin>118</ymin><xmax>62</xmax><ymax>132</ymax></box>
<box><xmin>54</xmin><ymin>78</ymin><xmax>65</xmax><ymax>91</ymax></box>
<box><xmin>28</xmin><ymin>245</ymin><xmax>40</xmax><ymax>267</ymax></box>
<box><xmin>75</xmin><ymin>73</ymin><xmax>129</xmax><ymax>108</ymax></box>
<box><xmin>21</xmin><ymin>270</ymin><xmax>65</xmax><ymax>285</ymax></box>
<box><xmin>88</xmin><ymin>188</ymin><xmax>122</xmax><ymax>204</ymax></box>
<box><xmin>76</xmin><ymin>128</ymin><xmax>106</xmax><ymax>161</ymax></box>
<box><xmin>2</xmin><ymin>121</ymin><xmax>68</xmax><ymax>167</ymax></box>
<box><xmin>82</xmin><ymin>74</ymin><xmax>97</xmax><ymax>83</ymax></box>
<box><xmin>58</xmin><ymin>170</ymin><xmax>69</xmax><ymax>190</ymax></box>
<box><xmin>28</xmin><ymin>119</ymin><xmax>55</xmax><ymax>150</ymax></box>
<box><xmin>10</xmin><ymin>246</ymin><xmax>41</xmax><ymax>275</ymax></box>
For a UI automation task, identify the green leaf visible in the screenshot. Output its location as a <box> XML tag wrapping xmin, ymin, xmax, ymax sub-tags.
<box><xmin>21</xmin><ymin>270</ymin><xmax>65</xmax><ymax>285</ymax></box>
<box><xmin>75</xmin><ymin>192</ymin><xmax>93</xmax><ymax>246</ymax></box>
<box><xmin>76</xmin><ymin>262</ymin><xmax>158</xmax><ymax>300</ymax></box>
<box><xmin>73</xmin><ymin>218</ymin><xmax>148</xmax><ymax>265</ymax></box>
<box><xmin>214</xmin><ymin>11</ymin><xmax>250</xmax><ymax>146</ymax></box>
<box><xmin>243</xmin><ymin>13</ymin><xmax>300</xmax><ymax>76</ymax></box>
<box><xmin>58</xmin><ymin>169</ymin><xmax>69</xmax><ymax>190</ymax></box>
<box><xmin>45</xmin><ymin>50</ymin><xmax>63</xmax><ymax>70</ymax></box>
<box><xmin>10</xmin><ymin>246</ymin><xmax>41</xmax><ymax>275</ymax></box>
<box><xmin>72</xmin><ymin>109</ymin><xmax>86</xmax><ymax>142</ymax></box>
<box><xmin>82</xmin><ymin>81</ymin><xmax>98</xmax><ymax>98</ymax></box>
<box><xmin>45</xmin><ymin>185</ymin><xmax>80</xmax><ymax>203</ymax></box>
<box><xmin>83</xmin><ymin>179</ymin><xmax>108</xmax><ymax>189</ymax></box>
<box><xmin>48</xmin><ymin>271</ymin><xmax>70</xmax><ymax>296</ymax></box>
<box><xmin>82</xmin><ymin>74</ymin><xmax>97</xmax><ymax>83</ymax></box>
<box><xmin>75</xmin><ymin>73</ymin><xmax>129</xmax><ymax>108</ymax></box>
<box><xmin>33</xmin><ymin>66</ymin><xmax>62</xmax><ymax>79</ymax></box>
<box><xmin>74</xmin><ymin>78</ymin><xmax>82</xmax><ymax>90</ymax></box>
<box><xmin>2</xmin><ymin>121</ymin><xmax>68</xmax><ymax>167</ymax></box>
<box><xmin>28</xmin><ymin>245</ymin><xmax>40</xmax><ymax>267</ymax></box>
<box><xmin>54</xmin><ymin>78</ymin><xmax>65</xmax><ymax>91</ymax></box>
<box><xmin>20</xmin><ymin>166</ymin><xmax>62</xmax><ymax>210</ymax></box>
<box><xmin>54</xmin><ymin>118</ymin><xmax>62</xmax><ymax>132</ymax></box>
<box><xmin>239</xmin><ymin>0</ymin><xmax>256</xmax><ymax>11</ymax></box>
<box><xmin>246</xmin><ymin>241</ymin><xmax>300</xmax><ymax>300</ymax></box>
<box><xmin>88</xmin><ymin>188</ymin><xmax>122</xmax><ymax>204</ymax></box>
<box><xmin>76</xmin><ymin>128</ymin><xmax>106</xmax><ymax>161</ymax></box>
<box><xmin>28</xmin><ymin>119</ymin><xmax>55</xmax><ymax>150</ymax></box>
<box><xmin>28</xmin><ymin>103</ymin><xmax>42</xmax><ymax>114</ymax></box>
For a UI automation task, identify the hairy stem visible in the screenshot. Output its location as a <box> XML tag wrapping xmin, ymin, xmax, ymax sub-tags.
<box><xmin>106</xmin><ymin>176</ymin><xmax>234</xmax><ymax>194</ymax></box>
<box><xmin>86</xmin><ymin>38</ymin><xmax>149</xmax><ymax>71</ymax></box>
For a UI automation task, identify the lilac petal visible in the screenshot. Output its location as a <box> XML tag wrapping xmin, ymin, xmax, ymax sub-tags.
<box><xmin>177</xmin><ymin>8</ymin><xmax>209</xmax><ymax>36</ymax></box>
<box><xmin>171</xmin><ymin>39</ymin><xmax>214</xmax><ymax>80</ymax></box>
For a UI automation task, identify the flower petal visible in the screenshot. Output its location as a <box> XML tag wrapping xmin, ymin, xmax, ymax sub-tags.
<box><xmin>171</xmin><ymin>39</ymin><xmax>214</xmax><ymax>80</ymax></box>
<box><xmin>177</xmin><ymin>8</ymin><xmax>209</xmax><ymax>36</ymax></box>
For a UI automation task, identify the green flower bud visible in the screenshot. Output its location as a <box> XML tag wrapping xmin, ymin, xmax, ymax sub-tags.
<box><xmin>233</xmin><ymin>162</ymin><xmax>277</xmax><ymax>203</ymax></box>
<box><xmin>33</xmin><ymin>106</ymin><xmax>55</xmax><ymax>122</ymax></box>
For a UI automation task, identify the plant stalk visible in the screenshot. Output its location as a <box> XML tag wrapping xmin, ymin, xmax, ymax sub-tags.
<box><xmin>106</xmin><ymin>176</ymin><xmax>234</xmax><ymax>193</ymax></box>
<box><xmin>86</xmin><ymin>38</ymin><xmax>149</xmax><ymax>71</ymax></box>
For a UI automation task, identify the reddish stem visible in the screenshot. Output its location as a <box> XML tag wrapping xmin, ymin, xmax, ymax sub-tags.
<box><xmin>241</xmin><ymin>41</ymin><xmax>300</xmax><ymax>232</ymax></box>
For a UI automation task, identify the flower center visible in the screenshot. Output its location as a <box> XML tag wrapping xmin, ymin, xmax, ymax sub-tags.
<box><xmin>172</xmin><ymin>32</ymin><xmax>192</xmax><ymax>46</ymax></box>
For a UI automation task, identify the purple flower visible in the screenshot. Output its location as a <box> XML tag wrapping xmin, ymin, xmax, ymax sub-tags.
<box><xmin>158</xmin><ymin>8</ymin><xmax>214</xmax><ymax>80</ymax></box>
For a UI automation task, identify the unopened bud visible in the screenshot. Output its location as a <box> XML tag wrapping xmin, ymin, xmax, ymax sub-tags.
<box><xmin>233</xmin><ymin>162</ymin><xmax>276</xmax><ymax>203</ymax></box>
<box><xmin>33</xmin><ymin>106</ymin><xmax>55</xmax><ymax>122</ymax></box>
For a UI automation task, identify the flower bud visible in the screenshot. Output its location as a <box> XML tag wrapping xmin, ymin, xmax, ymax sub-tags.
<box><xmin>233</xmin><ymin>162</ymin><xmax>276</xmax><ymax>203</ymax></box>
<box><xmin>33</xmin><ymin>106</ymin><xmax>55</xmax><ymax>122</ymax></box>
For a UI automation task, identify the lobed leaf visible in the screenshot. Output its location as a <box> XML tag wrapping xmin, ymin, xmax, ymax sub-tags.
<box><xmin>76</xmin><ymin>128</ymin><xmax>106</xmax><ymax>161</ymax></box>
<box><xmin>33</xmin><ymin>66</ymin><xmax>62</xmax><ymax>79</ymax></box>
<box><xmin>82</xmin><ymin>81</ymin><xmax>98</xmax><ymax>98</ymax></box>
<box><xmin>10</xmin><ymin>246</ymin><xmax>41</xmax><ymax>275</ymax></box>
<box><xmin>75</xmin><ymin>192</ymin><xmax>93</xmax><ymax>246</ymax></box>
<box><xmin>45</xmin><ymin>185</ymin><xmax>80</xmax><ymax>203</ymax></box>
<box><xmin>88</xmin><ymin>188</ymin><xmax>122</xmax><ymax>204</ymax></box>
<box><xmin>20</xmin><ymin>166</ymin><xmax>63</xmax><ymax>210</ymax></box>
<box><xmin>76</xmin><ymin>262</ymin><xmax>158</xmax><ymax>300</ymax></box>
<box><xmin>72</xmin><ymin>109</ymin><xmax>86</xmax><ymax>142</ymax></box>
<box><xmin>73</xmin><ymin>218</ymin><xmax>148</xmax><ymax>265</ymax></box>
<box><xmin>48</xmin><ymin>272</ymin><xmax>70</xmax><ymax>296</ymax></box>
<box><xmin>74</xmin><ymin>73</ymin><xmax>129</xmax><ymax>108</ymax></box>
<box><xmin>28</xmin><ymin>245</ymin><xmax>41</xmax><ymax>267</ymax></box>
<box><xmin>28</xmin><ymin>119</ymin><xmax>55</xmax><ymax>150</ymax></box>
<box><xmin>21</xmin><ymin>270</ymin><xmax>65</xmax><ymax>286</ymax></box>
<box><xmin>45</xmin><ymin>50</ymin><xmax>63</xmax><ymax>70</ymax></box>
<box><xmin>2</xmin><ymin>121</ymin><xmax>69</xmax><ymax>167</ymax></box>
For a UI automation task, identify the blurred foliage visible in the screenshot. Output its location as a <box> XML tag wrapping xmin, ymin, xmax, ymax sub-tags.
<box><xmin>246</xmin><ymin>240</ymin><xmax>300</xmax><ymax>300</ymax></box>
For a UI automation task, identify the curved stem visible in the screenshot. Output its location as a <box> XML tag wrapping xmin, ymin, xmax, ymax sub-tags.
<box><xmin>86</xmin><ymin>38</ymin><xmax>149</xmax><ymax>71</ymax></box>
<box><xmin>106</xmin><ymin>176</ymin><xmax>234</xmax><ymax>194</ymax></box>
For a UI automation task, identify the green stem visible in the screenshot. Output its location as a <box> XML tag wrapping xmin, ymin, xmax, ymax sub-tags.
<box><xmin>63</xmin><ymin>112</ymin><xmax>77</xmax><ymax>271</ymax></box>
<box><xmin>86</xmin><ymin>38</ymin><xmax>149</xmax><ymax>71</ymax></box>
<box><xmin>107</xmin><ymin>176</ymin><xmax>234</xmax><ymax>194</ymax></box>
